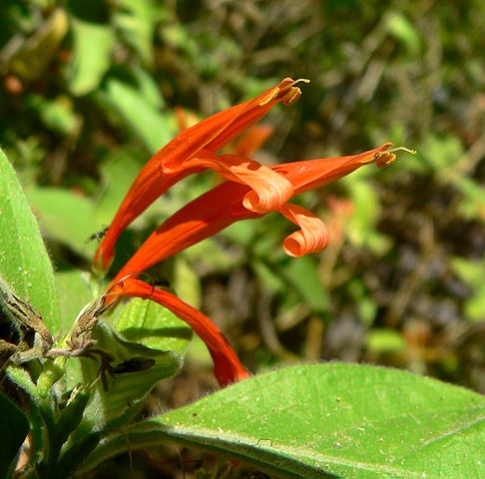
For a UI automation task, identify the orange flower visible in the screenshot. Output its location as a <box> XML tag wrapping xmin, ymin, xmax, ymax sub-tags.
<box><xmin>101</xmin><ymin>144</ymin><xmax>403</xmax><ymax>386</ymax></box>
<box><xmin>94</xmin><ymin>78</ymin><xmax>308</xmax><ymax>273</ymax></box>
<box><xmin>93</xmin><ymin>77</ymin><xmax>414</xmax><ymax>387</ymax></box>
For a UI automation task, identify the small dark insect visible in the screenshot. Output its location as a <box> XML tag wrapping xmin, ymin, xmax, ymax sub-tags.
<box><xmin>111</xmin><ymin>357</ymin><xmax>156</xmax><ymax>375</ymax></box>
<box><xmin>86</xmin><ymin>226</ymin><xmax>108</xmax><ymax>244</ymax></box>
<box><xmin>98</xmin><ymin>357</ymin><xmax>156</xmax><ymax>391</ymax></box>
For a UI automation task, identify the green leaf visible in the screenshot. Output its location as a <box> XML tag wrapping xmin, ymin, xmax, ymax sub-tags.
<box><xmin>343</xmin><ymin>173</ymin><xmax>392</xmax><ymax>253</ymax></box>
<box><xmin>95</xmin><ymin>147</ymin><xmax>144</xmax><ymax>225</ymax></box>
<box><xmin>56</xmin><ymin>391</ymin><xmax>90</xmax><ymax>447</ymax></box>
<box><xmin>34</xmin><ymin>95</ymin><xmax>80</xmax><ymax>137</ymax></box>
<box><xmin>420</xmin><ymin>134</ymin><xmax>464</xmax><ymax>173</ymax></box>
<box><xmin>450</xmin><ymin>257</ymin><xmax>485</xmax><ymax>321</ymax></box>
<box><xmin>27</xmin><ymin>187</ymin><xmax>102</xmax><ymax>258</ymax></box>
<box><xmin>453</xmin><ymin>175</ymin><xmax>485</xmax><ymax>221</ymax></box>
<box><xmin>273</xmin><ymin>255</ymin><xmax>329</xmax><ymax>313</ymax></box>
<box><xmin>366</xmin><ymin>328</ymin><xmax>407</xmax><ymax>352</ymax></box>
<box><xmin>115</xmin><ymin>297</ymin><xmax>192</xmax><ymax>355</ymax></box>
<box><xmin>55</xmin><ymin>270</ymin><xmax>93</xmax><ymax>333</ymax></box>
<box><xmin>385</xmin><ymin>12</ymin><xmax>422</xmax><ymax>58</ymax></box>
<box><xmin>141</xmin><ymin>364</ymin><xmax>483</xmax><ymax>479</ymax></box>
<box><xmin>0</xmin><ymin>393</ymin><xmax>30</xmax><ymax>478</ymax></box>
<box><xmin>69</xmin><ymin>15</ymin><xmax>116</xmax><ymax>95</ymax></box>
<box><xmin>5</xmin><ymin>366</ymin><xmax>39</xmax><ymax>401</ymax></box>
<box><xmin>113</xmin><ymin>0</ymin><xmax>158</xmax><ymax>65</ymax></box>
<box><xmin>56</xmin><ymin>431</ymin><xmax>101</xmax><ymax>477</ymax></box>
<box><xmin>102</xmin><ymin>77</ymin><xmax>176</xmax><ymax>153</ymax></box>
<box><xmin>78</xmin><ymin>322</ymin><xmax>182</xmax><ymax>428</ymax></box>
<box><xmin>0</xmin><ymin>149</ymin><xmax>59</xmax><ymax>333</ymax></box>
<box><xmin>131</xmin><ymin>68</ymin><xmax>167</xmax><ymax>110</ymax></box>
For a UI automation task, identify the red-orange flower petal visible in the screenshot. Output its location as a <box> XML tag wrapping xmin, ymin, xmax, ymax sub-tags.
<box><xmin>278</xmin><ymin>204</ymin><xmax>331</xmax><ymax>257</ymax></box>
<box><xmin>109</xmin><ymin>277</ymin><xmax>249</xmax><ymax>387</ymax></box>
<box><xmin>186</xmin><ymin>151</ymin><xmax>294</xmax><ymax>214</ymax></box>
<box><xmin>272</xmin><ymin>143</ymin><xmax>395</xmax><ymax>195</ymax></box>
<box><xmin>94</xmin><ymin>78</ymin><xmax>307</xmax><ymax>273</ymax></box>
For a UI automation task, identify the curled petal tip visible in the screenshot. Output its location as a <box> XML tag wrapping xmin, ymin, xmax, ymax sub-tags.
<box><xmin>374</xmin><ymin>151</ymin><xmax>396</xmax><ymax>168</ymax></box>
<box><xmin>280</xmin><ymin>204</ymin><xmax>330</xmax><ymax>257</ymax></box>
<box><xmin>241</xmin><ymin>174</ymin><xmax>294</xmax><ymax>214</ymax></box>
<box><xmin>283</xmin><ymin>228</ymin><xmax>330</xmax><ymax>257</ymax></box>
<box><xmin>281</xmin><ymin>87</ymin><xmax>302</xmax><ymax>106</ymax></box>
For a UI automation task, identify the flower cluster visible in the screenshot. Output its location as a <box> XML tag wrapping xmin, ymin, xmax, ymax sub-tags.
<box><xmin>93</xmin><ymin>78</ymin><xmax>405</xmax><ymax>387</ymax></box>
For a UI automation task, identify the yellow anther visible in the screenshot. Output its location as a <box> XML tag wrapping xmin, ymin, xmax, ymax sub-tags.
<box><xmin>259</xmin><ymin>87</ymin><xmax>280</xmax><ymax>106</ymax></box>
<box><xmin>258</xmin><ymin>78</ymin><xmax>310</xmax><ymax>106</ymax></box>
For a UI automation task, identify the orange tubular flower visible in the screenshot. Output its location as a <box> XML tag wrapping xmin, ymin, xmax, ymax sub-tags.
<box><xmin>94</xmin><ymin>77</ymin><xmax>414</xmax><ymax>388</ymax></box>
<box><xmin>106</xmin><ymin>277</ymin><xmax>250</xmax><ymax>387</ymax></box>
<box><xmin>94</xmin><ymin>78</ymin><xmax>308</xmax><ymax>273</ymax></box>
<box><xmin>108</xmin><ymin>143</ymin><xmax>398</xmax><ymax>286</ymax></box>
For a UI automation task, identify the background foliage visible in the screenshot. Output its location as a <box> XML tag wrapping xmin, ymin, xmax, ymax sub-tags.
<box><xmin>1</xmin><ymin>0</ymin><xmax>485</xmax><ymax>476</ymax></box>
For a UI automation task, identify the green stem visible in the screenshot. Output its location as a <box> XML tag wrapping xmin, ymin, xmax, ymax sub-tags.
<box><xmin>36</xmin><ymin>357</ymin><xmax>65</xmax><ymax>398</ymax></box>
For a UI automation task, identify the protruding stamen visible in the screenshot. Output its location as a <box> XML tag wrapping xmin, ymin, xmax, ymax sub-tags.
<box><xmin>387</xmin><ymin>146</ymin><xmax>417</xmax><ymax>155</ymax></box>
<box><xmin>281</xmin><ymin>78</ymin><xmax>310</xmax><ymax>105</ymax></box>
<box><xmin>259</xmin><ymin>78</ymin><xmax>310</xmax><ymax>106</ymax></box>
<box><xmin>372</xmin><ymin>146</ymin><xmax>416</xmax><ymax>168</ymax></box>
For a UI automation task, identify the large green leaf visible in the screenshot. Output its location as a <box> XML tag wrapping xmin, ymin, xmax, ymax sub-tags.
<box><xmin>84</xmin><ymin>364</ymin><xmax>485</xmax><ymax>478</ymax></box>
<box><xmin>0</xmin><ymin>149</ymin><xmax>59</xmax><ymax>332</ymax></box>
<box><xmin>0</xmin><ymin>393</ymin><xmax>30</xmax><ymax>478</ymax></box>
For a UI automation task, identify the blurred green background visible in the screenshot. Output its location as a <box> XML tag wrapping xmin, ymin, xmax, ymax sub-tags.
<box><xmin>2</xmin><ymin>0</ymin><xmax>485</xmax><ymax>442</ymax></box>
